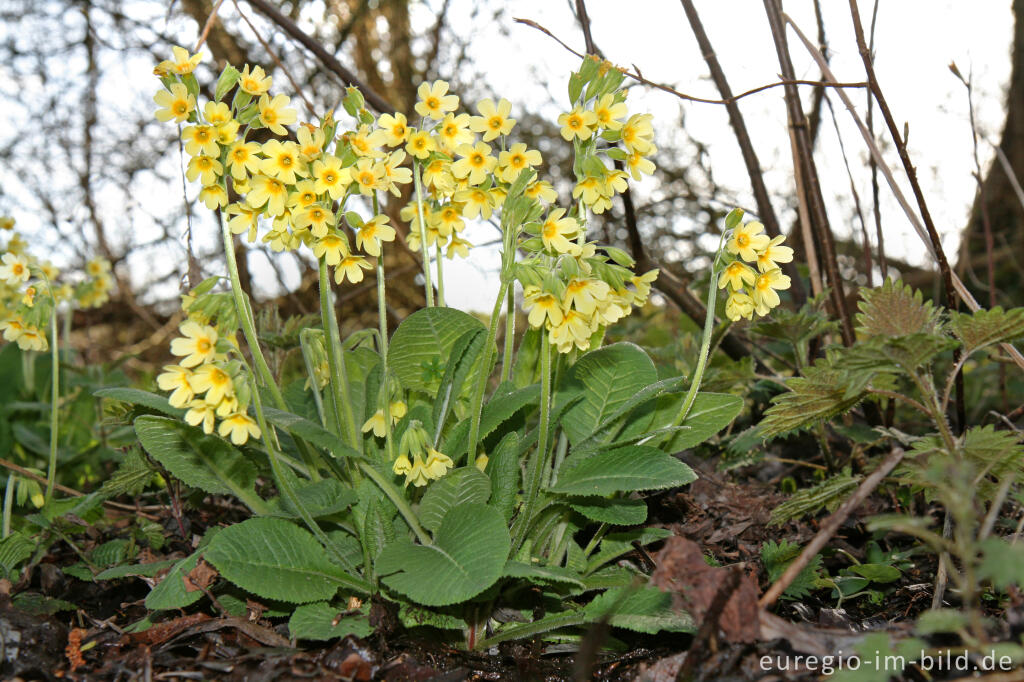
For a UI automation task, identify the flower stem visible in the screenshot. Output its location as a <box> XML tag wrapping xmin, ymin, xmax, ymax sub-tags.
<box><xmin>318</xmin><ymin>258</ymin><xmax>362</xmax><ymax>460</ymax></box>
<box><xmin>412</xmin><ymin>161</ymin><xmax>434</xmax><ymax>307</ymax></box>
<box><xmin>435</xmin><ymin>242</ymin><xmax>445</xmax><ymax>307</ymax></box>
<box><xmin>512</xmin><ymin>333</ymin><xmax>551</xmax><ymax>552</ymax></box>
<box><xmin>373</xmin><ymin>193</ymin><xmax>394</xmax><ymax>462</ymax></box>
<box><xmin>501</xmin><ymin>283</ymin><xmax>515</xmax><ymax>383</ymax></box>
<box><xmin>3</xmin><ymin>475</ymin><xmax>14</xmax><ymax>538</ymax></box>
<box><xmin>465</xmin><ymin>278</ymin><xmax>509</xmax><ymax>463</ymax></box>
<box><xmin>667</xmin><ymin>268</ymin><xmax>718</xmax><ymax>434</ymax></box>
<box><xmin>45</xmin><ymin>306</ymin><xmax>59</xmax><ymax>502</ymax></box>
<box><xmin>298</xmin><ymin>330</ymin><xmax>327</xmax><ymax>428</ymax></box>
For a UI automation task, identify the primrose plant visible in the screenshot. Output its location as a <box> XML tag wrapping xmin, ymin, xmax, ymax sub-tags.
<box><xmin>118</xmin><ymin>47</ymin><xmax>793</xmax><ymax>647</ymax></box>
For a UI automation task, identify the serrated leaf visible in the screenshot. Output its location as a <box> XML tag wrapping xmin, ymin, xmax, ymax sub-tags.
<box><xmin>856</xmin><ymin>278</ymin><xmax>943</xmax><ymax>337</ymax></box>
<box><xmin>204</xmin><ymin>518</ymin><xmax>364</xmax><ymax>604</ymax></box>
<box><xmin>486</xmin><ymin>432</ymin><xmax>520</xmax><ymax>522</ymax></box>
<box><xmin>761</xmin><ymin>539</ymin><xmax>823</xmax><ymax>600</ymax></box>
<box><xmin>263</xmin><ymin>407</ymin><xmax>365</xmax><ymax>461</ymax></box>
<box><xmin>0</xmin><ymin>531</ymin><xmax>34</xmax><ymax>576</ymax></box>
<box><xmin>769</xmin><ymin>470</ymin><xmax>862</xmax><ymax>525</ymax></box>
<box><xmin>94</xmin><ymin>387</ymin><xmax>184</xmax><ymax>418</ymax></box>
<box><xmin>761</xmin><ymin>363</ymin><xmax>866</xmax><ymax>438</ymax></box>
<box><xmin>568</xmin><ymin>496</ymin><xmax>647</xmax><ymax>525</ymax></box>
<box><xmin>559</xmin><ymin>343</ymin><xmax>658</xmax><ymax>446</ymax></box>
<box><xmin>388</xmin><ymin>307</ymin><xmax>488</xmax><ymax>393</ymax></box>
<box><xmin>289</xmin><ymin>602</ymin><xmax>372</xmax><ymax>641</ymax></box>
<box><xmin>550</xmin><ymin>445</ymin><xmax>696</xmax><ymax>496</ymax></box>
<box><xmin>377</xmin><ymin>503</ymin><xmax>510</xmax><ymax>606</ymax></box>
<box><xmin>398</xmin><ymin>603</ymin><xmax>467</xmax><ymax>630</ymax></box>
<box><xmin>949</xmin><ymin>306</ymin><xmax>1024</xmax><ymax>354</ymax></box>
<box><xmin>432</xmin><ymin>328</ymin><xmax>486</xmax><ymax>438</ymax></box>
<box><xmin>264</xmin><ymin>478</ymin><xmax>359</xmax><ymax>519</ymax></box>
<box><xmin>94</xmin><ymin>559</ymin><xmax>177</xmax><ymax>581</ymax></box>
<box><xmin>145</xmin><ymin>551</ymin><xmax>204</xmax><ymax>610</ymax></box>
<box><xmin>502</xmin><ymin>561</ymin><xmax>585</xmax><ymax>589</ymax></box>
<box><xmin>134</xmin><ymin>415</ymin><xmax>257</xmax><ymax>496</ymax></box>
<box><xmin>585</xmin><ymin>586</ymin><xmax>694</xmax><ymax>634</ymax></box>
<box><xmin>417</xmin><ymin>467</ymin><xmax>491</xmax><ymax>533</ymax></box>
<box><xmin>573</xmin><ymin>376</ymin><xmax>685</xmax><ymax>449</ymax></box>
<box><xmin>99</xmin><ymin>448</ymin><xmax>155</xmax><ymax>497</ymax></box>
<box><xmin>91</xmin><ymin>539</ymin><xmax>134</xmax><ymax>568</ymax></box>
<box><xmin>661</xmin><ymin>392</ymin><xmax>745</xmax><ymax>451</ymax></box>
<box><xmin>585</xmin><ymin>528</ymin><xmax>672</xmax><ymax>575</ymax></box>
<box><xmin>11</xmin><ymin>593</ymin><xmax>78</xmax><ymax>615</ymax></box>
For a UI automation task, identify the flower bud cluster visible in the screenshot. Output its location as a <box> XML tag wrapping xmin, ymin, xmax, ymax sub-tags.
<box><xmin>718</xmin><ymin>217</ymin><xmax>794</xmax><ymax>321</ymax></box>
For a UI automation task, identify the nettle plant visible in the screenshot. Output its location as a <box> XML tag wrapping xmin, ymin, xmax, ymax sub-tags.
<box><xmin>109</xmin><ymin>47</ymin><xmax>791</xmax><ymax>647</ymax></box>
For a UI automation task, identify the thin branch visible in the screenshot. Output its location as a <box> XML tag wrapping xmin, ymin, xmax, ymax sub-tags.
<box><xmin>513</xmin><ymin>17</ymin><xmax>867</xmax><ymax>106</ymax></box>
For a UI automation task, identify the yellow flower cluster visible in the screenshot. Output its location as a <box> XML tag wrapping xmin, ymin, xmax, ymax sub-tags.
<box><xmin>718</xmin><ymin>220</ymin><xmax>794</xmax><ymax>321</ymax></box>
<box><xmin>391</xmin><ymin>419</ymin><xmax>453</xmax><ymax>487</ymax></box>
<box><xmin>0</xmin><ymin>220</ymin><xmax>113</xmax><ymax>351</ymax></box>
<box><xmin>157</xmin><ymin>318</ymin><xmax>261</xmax><ymax>445</ymax></box>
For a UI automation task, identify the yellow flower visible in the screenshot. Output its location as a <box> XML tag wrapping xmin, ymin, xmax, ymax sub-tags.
<box><xmin>433</xmin><ymin>205</ymin><xmax>464</xmax><ymax>237</ymax></box>
<box><xmin>157</xmin><ymin>365</ymin><xmax>195</xmax><ymax>408</ymax></box>
<box><xmin>470</xmin><ymin>98</ymin><xmax>515</xmax><ymax>141</ymax></box>
<box><xmin>393</xmin><ymin>454</ymin><xmax>430</xmax><ymax>487</ymax></box>
<box><xmin>497</xmin><ymin>143</ymin><xmax>542</xmax><ymax>183</ymax></box>
<box><xmin>190</xmin><ymin>364</ymin><xmax>234</xmax><ymax>405</ymax></box>
<box><xmin>564</xmin><ymin>278</ymin><xmax>611</xmax><ymax>316</ymax></box>
<box><xmin>0</xmin><ymin>216</ymin><xmax>13</xmax><ymax>230</ymax></box>
<box><xmin>377</xmin><ymin>112</ymin><xmax>410</xmax><ymax>147</ymax></box>
<box><xmin>540</xmin><ymin>208</ymin><xmax>578</xmax><ymax>253</ymax></box>
<box><xmin>313</xmin><ymin>233</ymin><xmax>349</xmax><ymax>265</ymax></box>
<box><xmin>219</xmin><ymin>413</ymin><xmax>261</xmax><ymax>445</ymax></box>
<box><xmin>227</xmin><ymin>203</ymin><xmax>260</xmax><ymax>242</ymax></box>
<box><xmin>154</xmin><ymin>83</ymin><xmax>195</xmax><ymax>123</ymax></box>
<box><xmin>287</xmin><ymin>180</ymin><xmax>319</xmax><ymax>211</ymax></box>
<box><xmin>184</xmin><ymin>400</ymin><xmax>217</xmax><ymax>434</ymax></box>
<box><xmin>592</xmin><ymin>94</ymin><xmax>627</xmax><ymax>131</ymax></box>
<box><xmin>85</xmin><ymin>257</ymin><xmax>110</xmax><ymax>277</ymax></box>
<box><xmin>405</xmin><ymin>130</ymin><xmax>436</xmax><ymax>160</ymax></box>
<box><xmin>523</xmin><ymin>286</ymin><xmax>565</xmax><ymax>329</ymax></box>
<box><xmin>414</xmin><ymin>80</ymin><xmax>459</xmax><ymax>119</ymax></box>
<box><xmin>751</xmin><ymin>268</ymin><xmax>791</xmax><ymax>315</ymax></box>
<box><xmin>0</xmin><ymin>316</ymin><xmax>25</xmax><ymax>343</ymax></box>
<box><xmin>294</xmin><ymin>205</ymin><xmax>334</xmax><ymax>238</ymax></box>
<box><xmin>334</xmin><ymin>255</ymin><xmax>372</xmax><ymax>284</ymax></box>
<box><xmin>558</xmin><ymin>106</ymin><xmax>598</xmax><ymax>141</ymax></box>
<box><xmin>362</xmin><ymin>400</ymin><xmax>407</xmax><ymax>437</ymax></box>
<box><xmin>452</xmin><ymin>141</ymin><xmax>496</xmax><ymax>185</ymax></box>
<box><xmin>423</xmin><ymin>158</ymin><xmax>456</xmax><ymax>194</ymax></box>
<box><xmin>248</xmin><ymin>175</ymin><xmax>289</xmax><ymax>216</ymax></box>
<box><xmin>382</xmin><ymin>150</ymin><xmax>413</xmax><ymax>196</ymax></box>
<box><xmin>572</xmin><ymin>175</ymin><xmax>606</xmax><ymax>207</ymax></box>
<box><xmin>718</xmin><ymin>261</ymin><xmax>756</xmax><ymax>291</ymax></box>
<box><xmin>725</xmin><ymin>291</ymin><xmax>755</xmax><ymax>322</ymax></box>
<box><xmin>549</xmin><ymin>309</ymin><xmax>594</xmax><ymax>353</ymax></box>
<box><xmin>312</xmin><ymin>156</ymin><xmax>352</xmax><ymax>199</ymax></box>
<box><xmin>170</xmin><ymin>320</ymin><xmax>219</xmax><ymax>368</ymax></box>
<box><xmin>238</xmin><ymin>64</ymin><xmax>272</xmax><ymax>95</ymax></box>
<box><xmin>226</xmin><ymin>141</ymin><xmax>261</xmax><ymax>180</ymax></box>
<box><xmin>630</xmin><ymin>269</ymin><xmax>659</xmax><ymax>305</ymax></box>
<box><xmin>15</xmin><ymin>326</ymin><xmax>47</xmax><ymax>352</ymax></box>
<box><xmin>356</xmin><ymin>215</ymin><xmax>397</xmax><ymax>257</ymax></box>
<box><xmin>727</xmin><ymin>221</ymin><xmax>771</xmax><ymax>262</ymax></box>
<box><xmin>0</xmin><ymin>253</ymin><xmax>30</xmax><ymax>286</ymax></box>
<box><xmin>453</xmin><ymin>188</ymin><xmax>494</xmax><ymax>220</ymax></box>
<box><xmin>203</xmin><ymin>101</ymin><xmax>231</xmax><ymax>125</ymax></box>
<box><xmin>186</xmin><ymin>155</ymin><xmax>222</xmax><ymax>185</ymax></box>
<box><xmin>296</xmin><ymin>124</ymin><xmax>325</xmax><ymax>160</ymax></box>
<box><xmin>199</xmin><ymin>184</ymin><xmax>227</xmax><ymax>210</ymax></box>
<box><xmin>626</xmin><ymin>151</ymin><xmax>656</xmax><ymax>180</ymax></box>
<box><xmin>446</xmin><ymin>235</ymin><xmax>472</xmax><ymax>259</ymax></box>
<box><xmin>19</xmin><ymin>285</ymin><xmax>34</xmax><ymax>307</ymax></box>
<box><xmin>156</xmin><ymin>46</ymin><xmax>202</xmax><ymax>76</ymax></box>
<box><xmin>215</xmin><ymin>120</ymin><xmax>240</xmax><ymax>146</ymax></box>
<box><xmin>525</xmin><ymin>180</ymin><xmax>558</xmax><ymax>204</ymax></box>
<box><xmin>756</xmin><ymin>235</ymin><xmax>794</xmax><ymax>272</ymax></box>
<box><xmin>352</xmin><ymin>158</ymin><xmax>386</xmax><ymax>196</ymax></box>
<box><xmin>437</xmin><ymin>112</ymin><xmax>472</xmax><ymax>152</ymax></box>
<box><xmin>424</xmin><ymin>448</ymin><xmax>454</xmax><ymax>479</ymax></box>
<box><xmin>347</xmin><ymin>124</ymin><xmax>387</xmax><ymax>158</ymax></box>
<box><xmin>182</xmin><ymin>125</ymin><xmax>219</xmax><ymax>157</ymax></box>
<box><xmin>260</xmin><ymin>140</ymin><xmax>305</xmax><ymax>184</ymax></box>
<box><xmin>258</xmin><ymin>93</ymin><xmax>297</xmax><ymax>135</ymax></box>
<box><xmin>620</xmin><ymin>113</ymin><xmax>654</xmax><ymax>155</ymax></box>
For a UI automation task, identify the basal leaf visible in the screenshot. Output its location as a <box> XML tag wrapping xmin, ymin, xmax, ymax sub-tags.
<box><xmin>432</xmin><ymin>328</ymin><xmax>486</xmax><ymax>438</ymax></box>
<box><xmin>486</xmin><ymin>432</ymin><xmax>520</xmax><ymax>522</ymax></box>
<box><xmin>94</xmin><ymin>387</ymin><xmax>185</xmax><ymax>418</ymax></box>
<box><xmin>559</xmin><ymin>343</ymin><xmax>658</xmax><ymax>446</ymax></box>
<box><xmin>585</xmin><ymin>528</ymin><xmax>673</xmax><ymax>575</ymax></box>
<box><xmin>585</xmin><ymin>586</ymin><xmax>694</xmax><ymax>634</ymax></box>
<box><xmin>377</xmin><ymin>503</ymin><xmax>510</xmax><ymax>606</ymax></box>
<box><xmin>204</xmin><ymin>517</ymin><xmax>365</xmax><ymax>603</ymax></box>
<box><xmin>288</xmin><ymin>601</ymin><xmax>372</xmax><ymax>641</ymax></box>
<box><xmin>661</xmin><ymin>392</ymin><xmax>744</xmax><ymax>452</ymax></box>
<box><xmin>134</xmin><ymin>415</ymin><xmax>257</xmax><ymax>496</ymax></box>
<box><xmin>502</xmin><ymin>561</ymin><xmax>585</xmax><ymax>589</ymax></box>
<box><xmin>550</xmin><ymin>445</ymin><xmax>696</xmax><ymax>496</ymax></box>
<box><xmin>569</xmin><ymin>496</ymin><xmax>647</xmax><ymax>525</ymax></box>
<box><xmin>443</xmin><ymin>384</ymin><xmax>540</xmax><ymax>458</ymax></box>
<box><xmin>388</xmin><ymin>307</ymin><xmax>488</xmax><ymax>393</ymax></box>
<box><xmin>263</xmin><ymin>407</ymin><xmax>365</xmax><ymax>461</ymax></box>
<box><xmin>264</xmin><ymin>478</ymin><xmax>359</xmax><ymax>519</ymax></box>
<box><xmin>417</xmin><ymin>467</ymin><xmax>491</xmax><ymax>533</ymax></box>
<box><xmin>145</xmin><ymin>550</ymin><xmax>204</xmax><ymax>611</ymax></box>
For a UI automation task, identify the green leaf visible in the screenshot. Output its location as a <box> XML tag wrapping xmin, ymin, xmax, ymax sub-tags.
<box><xmin>99</xmin><ymin>448</ymin><xmax>155</xmax><ymax>497</ymax></box>
<box><xmin>214</xmin><ymin>64</ymin><xmax>240</xmax><ymax>102</ymax></box>
<box><xmin>559</xmin><ymin>343</ymin><xmax>658</xmax><ymax>446</ymax></box>
<box><xmin>662</xmin><ymin>393</ymin><xmax>744</xmax><ymax>451</ymax></box>
<box><xmin>502</xmin><ymin>561</ymin><xmax>585</xmax><ymax>589</ymax></box>
<box><xmin>486</xmin><ymin>432</ymin><xmax>520</xmax><ymax>522</ymax></box>
<box><xmin>263</xmin><ymin>407</ymin><xmax>365</xmax><ymax>461</ymax></box>
<box><xmin>443</xmin><ymin>384</ymin><xmax>540</xmax><ymax>458</ymax></box>
<box><xmin>11</xmin><ymin>593</ymin><xmax>78</xmax><ymax>616</ymax></box>
<box><xmin>761</xmin><ymin>539</ymin><xmax>824</xmax><ymax>600</ymax></box>
<box><xmin>573</xmin><ymin>376</ymin><xmax>685</xmax><ymax>449</ymax></box>
<box><xmin>134</xmin><ymin>415</ymin><xmax>257</xmax><ymax>496</ymax></box>
<box><xmin>94</xmin><ymin>387</ymin><xmax>184</xmax><ymax>418</ymax></box>
<box><xmin>94</xmin><ymin>559</ymin><xmax>177</xmax><ymax>581</ymax></box>
<box><xmin>769</xmin><ymin>470</ymin><xmax>861</xmax><ymax>526</ymax></box>
<box><xmin>388</xmin><ymin>307</ymin><xmax>488</xmax><ymax>393</ymax></box>
<box><xmin>586</xmin><ymin>528</ymin><xmax>672</xmax><ymax>575</ymax></box>
<box><xmin>0</xmin><ymin>531</ymin><xmax>34</xmax><ymax>577</ymax></box>
<box><xmin>417</xmin><ymin>467</ymin><xmax>491</xmax><ymax>533</ymax></box>
<box><xmin>265</xmin><ymin>478</ymin><xmax>359</xmax><ymax>519</ymax></box>
<box><xmin>761</xmin><ymin>362</ymin><xmax>866</xmax><ymax>438</ymax></box>
<box><xmin>915</xmin><ymin>608</ymin><xmax>969</xmax><ymax>635</ymax></box>
<box><xmin>950</xmin><ymin>306</ymin><xmax>1024</xmax><ymax>354</ymax></box>
<box><xmin>288</xmin><ymin>602</ymin><xmax>372</xmax><ymax>641</ymax></box>
<box><xmin>145</xmin><ymin>551</ymin><xmax>204</xmax><ymax>611</ymax></box>
<box><xmin>432</xmin><ymin>328</ymin><xmax>486</xmax><ymax>438</ymax></box>
<box><xmin>550</xmin><ymin>445</ymin><xmax>696</xmax><ymax>496</ymax></box>
<box><xmin>205</xmin><ymin>518</ymin><xmax>364</xmax><ymax>603</ymax></box>
<box><xmin>724</xmin><ymin>208</ymin><xmax>744</xmax><ymax>230</ymax></box>
<box><xmin>569</xmin><ymin>496</ymin><xmax>647</xmax><ymax>525</ymax></box>
<box><xmin>377</xmin><ymin>503</ymin><xmax>510</xmax><ymax>606</ymax></box>
<box><xmin>585</xmin><ymin>586</ymin><xmax>694</xmax><ymax>634</ymax></box>
<box><xmin>979</xmin><ymin>538</ymin><xmax>1024</xmax><ymax>590</ymax></box>
<box><xmin>856</xmin><ymin>278</ymin><xmax>943</xmax><ymax>337</ymax></box>
<box><xmin>398</xmin><ymin>603</ymin><xmax>466</xmax><ymax>630</ymax></box>
<box><xmin>848</xmin><ymin>563</ymin><xmax>901</xmax><ymax>583</ymax></box>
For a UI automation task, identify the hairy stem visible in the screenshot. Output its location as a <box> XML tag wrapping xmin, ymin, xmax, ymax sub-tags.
<box><xmin>501</xmin><ymin>283</ymin><xmax>515</xmax><ymax>383</ymax></box>
<box><xmin>512</xmin><ymin>335</ymin><xmax>551</xmax><ymax>552</ymax></box>
<box><xmin>358</xmin><ymin>461</ymin><xmax>431</xmax><ymax>545</ymax></box>
<box><xmin>413</xmin><ymin>162</ymin><xmax>434</xmax><ymax>307</ymax></box>
<box><xmin>45</xmin><ymin>306</ymin><xmax>59</xmax><ymax>501</ymax></box>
